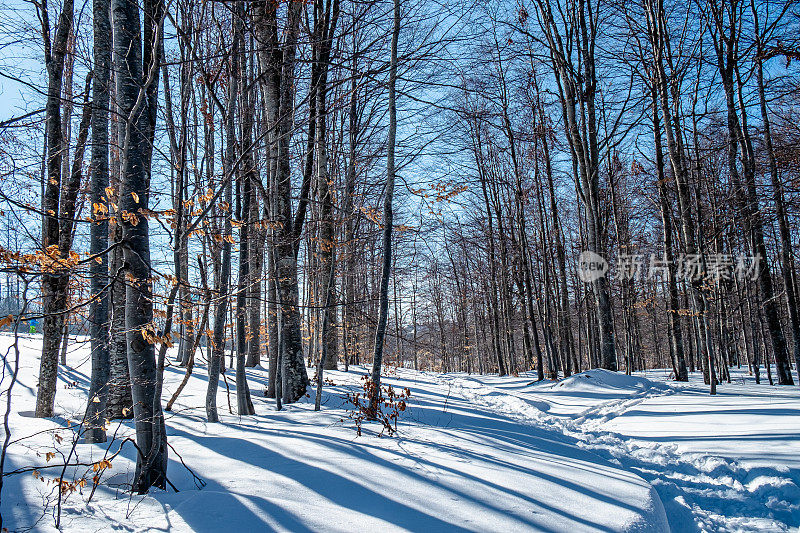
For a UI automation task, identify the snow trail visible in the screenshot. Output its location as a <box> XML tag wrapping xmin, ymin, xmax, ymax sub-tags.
<box><xmin>440</xmin><ymin>371</ymin><xmax>800</xmax><ymax>532</ymax></box>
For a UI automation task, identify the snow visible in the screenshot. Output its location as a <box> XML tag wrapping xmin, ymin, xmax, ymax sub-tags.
<box><xmin>443</xmin><ymin>369</ymin><xmax>800</xmax><ymax>532</ymax></box>
<box><xmin>2</xmin><ymin>334</ymin><xmax>798</xmax><ymax>532</ymax></box>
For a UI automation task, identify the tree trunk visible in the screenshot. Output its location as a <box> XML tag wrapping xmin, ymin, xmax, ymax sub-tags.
<box><xmin>114</xmin><ymin>0</ymin><xmax>167</xmax><ymax>491</ymax></box>
<box><xmin>646</xmin><ymin>0</ymin><xmax>716</xmax><ymax>392</ymax></box>
<box><xmin>368</xmin><ymin>0</ymin><xmax>399</xmax><ymax>416</ymax></box>
<box><xmin>36</xmin><ymin>0</ymin><xmax>75</xmax><ymax>419</ymax></box>
<box><xmin>314</xmin><ymin>0</ymin><xmax>341</xmax><ymax>371</ymax></box>
<box><xmin>754</xmin><ymin>23</ymin><xmax>800</xmax><ymax>382</ymax></box>
<box><xmin>651</xmin><ymin>84</ymin><xmax>687</xmax><ymax>381</ymax></box>
<box><xmin>206</xmin><ymin>27</ymin><xmax>237</xmax><ymax>422</ymax></box>
<box><xmin>709</xmin><ymin>0</ymin><xmax>793</xmax><ymax>385</ymax></box>
<box><xmin>84</xmin><ymin>0</ymin><xmax>112</xmax><ymax>441</ymax></box>
<box><xmin>107</xmin><ymin>153</ymin><xmax>133</xmax><ymax>420</ymax></box>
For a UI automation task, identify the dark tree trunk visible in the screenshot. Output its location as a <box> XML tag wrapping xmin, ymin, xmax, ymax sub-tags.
<box><xmin>753</xmin><ymin>17</ymin><xmax>800</xmax><ymax>382</ymax></box>
<box><xmin>254</xmin><ymin>0</ymin><xmax>309</xmax><ymax>403</ymax></box>
<box><xmin>368</xmin><ymin>0</ymin><xmax>399</xmax><ymax>416</ymax></box>
<box><xmin>232</xmin><ymin>0</ymin><xmax>255</xmax><ymax>416</ymax></box>
<box><xmin>114</xmin><ymin>0</ymin><xmax>167</xmax><ymax>491</ymax></box>
<box><xmin>206</xmin><ymin>39</ymin><xmax>236</xmax><ymax>422</ymax></box>
<box><xmin>235</xmin><ymin>172</ymin><xmax>255</xmax><ymax>414</ymax></box>
<box><xmin>105</xmin><ymin>66</ymin><xmax>133</xmax><ymax>421</ymax></box>
<box><xmin>84</xmin><ymin>0</ymin><xmax>112</xmax><ymax>444</ymax></box>
<box><xmin>315</xmin><ymin>0</ymin><xmax>341</xmax><ymax>371</ymax></box>
<box><xmin>36</xmin><ymin>0</ymin><xmax>75</xmax><ymax>418</ymax></box>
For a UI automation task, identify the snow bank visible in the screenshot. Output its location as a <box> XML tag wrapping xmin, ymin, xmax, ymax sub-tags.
<box><xmin>554</xmin><ymin>369</ymin><xmax>670</xmax><ymax>394</ymax></box>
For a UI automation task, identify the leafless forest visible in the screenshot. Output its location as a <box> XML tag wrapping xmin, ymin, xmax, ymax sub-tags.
<box><xmin>0</xmin><ymin>0</ymin><xmax>799</xmax><ymax>499</ymax></box>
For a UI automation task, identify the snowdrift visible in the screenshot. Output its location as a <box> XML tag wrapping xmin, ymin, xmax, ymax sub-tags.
<box><xmin>554</xmin><ymin>369</ymin><xmax>670</xmax><ymax>394</ymax></box>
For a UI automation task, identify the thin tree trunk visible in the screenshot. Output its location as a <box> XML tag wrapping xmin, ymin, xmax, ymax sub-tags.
<box><xmin>206</xmin><ymin>34</ymin><xmax>237</xmax><ymax>421</ymax></box>
<box><xmin>651</xmin><ymin>83</ymin><xmax>687</xmax><ymax>381</ymax></box>
<box><xmin>368</xmin><ymin>0</ymin><xmax>399</xmax><ymax>416</ymax></box>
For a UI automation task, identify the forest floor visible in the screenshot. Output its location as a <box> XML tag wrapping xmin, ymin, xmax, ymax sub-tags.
<box><xmin>2</xmin><ymin>333</ymin><xmax>798</xmax><ymax>532</ymax></box>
